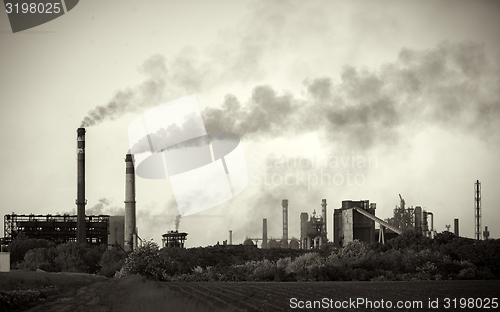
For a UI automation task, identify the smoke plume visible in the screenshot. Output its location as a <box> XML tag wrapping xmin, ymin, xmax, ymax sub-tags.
<box><xmin>81</xmin><ymin>41</ymin><xmax>498</xmax><ymax>156</ymax></box>
<box><xmin>67</xmin><ymin>197</ymin><xmax>125</xmax><ymax>215</ymax></box>
<box><xmin>175</xmin><ymin>214</ymin><xmax>181</xmax><ymax>231</ymax></box>
<box><xmin>203</xmin><ymin>41</ymin><xmax>500</xmax><ymax>149</ymax></box>
<box><xmin>80</xmin><ymin>54</ymin><xmax>168</xmax><ymax>127</ymax></box>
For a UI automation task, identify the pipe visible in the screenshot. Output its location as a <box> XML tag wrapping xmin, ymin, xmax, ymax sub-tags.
<box><xmin>282</xmin><ymin>199</ymin><xmax>288</xmax><ymax>247</ymax></box>
<box><xmin>262</xmin><ymin>219</ymin><xmax>267</xmax><ymax>249</ymax></box>
<box><xmin>76</xmin><ymin>128</ymin><xmax>87</xmax><ymax>243</ymax></box>
<box><xmin>124</xmin><ymin>154</ymin><xmax>136</xmax><ymax>251</ymax></box>
<box><xmin>321</xmin><ymin>199</ymin><xmax>327</xmax><ymax>240</ymax></box>
<box><xmin>427</xmin><ymin>212</ymin><xmax>434</xmax><ymax>238</ymax></box>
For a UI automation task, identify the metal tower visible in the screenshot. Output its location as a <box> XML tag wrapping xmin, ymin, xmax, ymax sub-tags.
<box><xmin>475</xmin><ymin>180</ymin><xmax>482</xmax><ymax>240</ymax></box>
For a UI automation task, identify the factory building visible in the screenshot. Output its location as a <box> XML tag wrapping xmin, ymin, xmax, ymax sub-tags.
<box><xmin>3</xmin><ymin>214</ymin><xmax>110</xmax><ymax>245</ymax></box>
<box><xmin>300</xmin><ymin>199</ymin><xmax>328</xmax><ymax>249</ymax></box>
<box><xmin>109</xmin><ymin>216</ymin><xmax>125</xmax><ymax>249</ymax></box>
<box><xmin>162</xmin><ymin>230</ymin><xmax>188</xmax><ymax>248</ymax></box>
<box><xmin>333</xmin><ymin>200</ymin><xmax>376</xmax><ymax>246</ymax></box>
<box><xmin>386</xmin><ymin>195</ymin><xmax>435</xmax><ymax>238</ymax></box>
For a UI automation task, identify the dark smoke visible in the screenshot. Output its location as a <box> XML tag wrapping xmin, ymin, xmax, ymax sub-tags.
<box><xmin>81</xmin><ymin>41</ymin><xmax>499</xmax><ymax>149</ymax></box>
<box><xmin>78</xmin><ymin>1</ymin><xmax>299</xmax><ymax>128</ymax></box>
<box><xmin>129</xmin><ymin>112</ymin><xmax>207</xmax><ymax>154</ymax></box>
<box><xmin>80</xmin><ymin>54</ymin><xmax>168</xmax><ymax>127</ymax></box>
<box><xmin>203</xmin><ymin>41</ymin><xmax>500</xmax><ymax>149</ymax></box>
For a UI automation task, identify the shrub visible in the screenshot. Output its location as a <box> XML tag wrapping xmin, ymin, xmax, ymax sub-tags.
<box><xmin>53</xmin><ymin>242</ymin><xmax>88</xmax><ymax>272</ymax></box>
<box><xmin>327</xmin><ymin>240</ymin><xmax>372</xmax><ymax>268</ymax></box>
<box><xmin>83</xmin><ymin>244</ymin><xmax>107</xmax><ymax>274</ymax></box>
<box><xmin>316</xmin><ymin>264</ymin><xmax>348</xmax><ymax>281</ymax></box>
<box><xmin>99</xmin><ymin>248</ymin><xmax>127</xmax><ymax>278</ymax></box>
<box><xmin>248</xmin><ymin>259</ymin><xmax>276</xmax><ymax>281</ymax></box>
<box><xmin>19</xmin><ymin>247</ymin><xmax>57</xmax><ymax>271</ymax></box>
<box><xmin>286</xmin><ymin>253</ymin><xmax>324</xmax><ymax>281</ymax></box>
<box><xmin>7</xmin><ymin>234</ymin><xmax>55</xmax><ymax>266</ymax></box>
<box><xmin>118</xmin><ymin>242</ymin><xmax>181</xmax><ymax>281</ymax></box>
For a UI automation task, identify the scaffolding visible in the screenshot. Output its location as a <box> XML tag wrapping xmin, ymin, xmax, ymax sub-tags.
<box><xmin>162</xmin><ymin>230</ymin><xmax>188</xmax><ymax>248</ymax></box>
<box><xmin>3</xmin><ymin>213</ymin><xmax>109</xmax><ymax>245</ymax></box>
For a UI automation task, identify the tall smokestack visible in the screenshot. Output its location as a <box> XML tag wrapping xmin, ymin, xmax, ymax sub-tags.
<box><xmin>262</xmin><ymin>219</ymin><xmax>267</xmax><ymax>249</ymax></box>
<box><xmin>322</xmin><ymin>199</ymin><xmax>327</xmax><ymax>241</ymax></box>
<box><xmin>454</xmin><ymin>218</ymin><xmax>459</xmax><ymax>237</ymax></box>
<box><xmin>124</xmin><ymin>154</ymin><xmax>136</xmax><ymax>251</ymax></box>
<box><xmin>76</xmin><ymin>128</ymin><xmax>87</xmax><ymax>243</ymax></box>
<box><xmin>229</xmin><ymin>230</ymin><xmax>232</xmax><ymax>245</ymax></box>
<box><xmin>282</xmin><ymin>199</ymin><xmax>288</xmax><ymax>248</ymax></box>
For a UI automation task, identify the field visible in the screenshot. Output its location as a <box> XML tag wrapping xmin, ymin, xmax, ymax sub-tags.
<box><xmin>166</xmin><ymin>280</ymin><xmax>500</xmax><ymax>312</ymax></box>
<box><xmin>1</xmin><ymin>271</ymin><xmax>499</xmax><ymax>312</ymax></box>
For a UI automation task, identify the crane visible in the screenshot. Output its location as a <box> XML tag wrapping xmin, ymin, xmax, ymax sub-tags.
<box><xmin>399</xmin><ymin>194</ymin><xmax>405</xmax><ymax>210</ymax></box>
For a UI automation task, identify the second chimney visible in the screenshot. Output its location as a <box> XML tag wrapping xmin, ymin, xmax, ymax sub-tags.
<box><xmin>262</xmin><ymin>219</ymin><xmax>268</xmax><ymax>249</ymax></box>
<box><xmin>124</xmin><ymin>154</ymin><xmax>137</xmax><ymax>251</ymax></box>
<box><xmin>322</xmin><ymin>199</ymin><xmax>327</xmax><ymax>241</ymax></box>
<box><xmin>282</xmin><ymin>199</ymin><xmax>288</xmax><ymax>248</ymax></box>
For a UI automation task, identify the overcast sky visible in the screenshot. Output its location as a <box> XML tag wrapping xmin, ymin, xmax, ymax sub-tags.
<box><xmin>1</xmin><ymin>0</ymin><xmax>499</xmax><ymax>247</ymax></box>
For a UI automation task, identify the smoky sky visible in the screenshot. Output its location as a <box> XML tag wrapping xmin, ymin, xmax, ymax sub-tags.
<box><xmin>67</xmin><ymin>197</ymin><xmax>125</xmax><ymax>216</ymax></box>
<box><xmin>129</xmin><ymin>112</ymin><xmax>207</xmax><ymax>154</ymax></box>
<box><xmin>80</xmin><ymin>54</ymin><xmax>167</xmax><ymax>127</ymax></box>
<box><xmin>205</xmin><ymin>41</ymin><xmax>500</xmax><ymax>149</ymax></box>
<box><xmin>81</xmin><ymin>41</ymin><xmax>499</xmax><ymax>151</ymax></box>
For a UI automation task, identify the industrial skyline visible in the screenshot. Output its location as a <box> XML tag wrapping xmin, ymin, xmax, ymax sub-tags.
<box><xmin>1</xmin><ymin>0</ymin><xmax>499</xmax><ymax>247</ymax></box>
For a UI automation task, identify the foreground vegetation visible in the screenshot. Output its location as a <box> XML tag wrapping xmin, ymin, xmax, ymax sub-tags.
<box><xmin>2</xmin><ymin>232</ymin><xmax>499</xmax><ymax>311</ymax></box>
<box><xmin>117</xmin><ymin>231</ymin><xmax>500</xmax><ymax>282</ymax></box>
<box><xmin>6</xmin><ymin>233</ymin><xmax>126</xmax><ymax>277</ymax></box>
<box><xmin>0</xmin><ymin>270</ymin><xmax>104</xmax><ymax>311</ymax></box>
<box><xmin>5</xmin><ymin>231</ymin><xmax>500</xmax><ymax>283</ymax></box>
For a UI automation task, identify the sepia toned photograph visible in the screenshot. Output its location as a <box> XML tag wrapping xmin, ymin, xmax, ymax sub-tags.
<box><xmin>1</xmin><ymin>1</ymin><xmax>499</xmax><ymax>311</ymax></box>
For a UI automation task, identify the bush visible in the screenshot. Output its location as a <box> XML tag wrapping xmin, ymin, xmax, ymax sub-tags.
<box><xmin>118</xmin><ymin>242</ymin><xmax>181</xmax><ymax>281</ymax></box>
<box><xmin>285</xmin><ymin>253</ymin><xmax>324</xmax><ymax>281</ymax></box>
<box><xmin>99</xmin><ymin>248</ymin><xmax>127</xmax><ymax>278</ymax></box>
<box><xmin>17</xmin><ymin>241</ymin><xmax>106</xmax><ymax>274</ymax></box>
<box><xmin>19</xmin><ymin>247</ymin><xmax>57</xmax><ymax>271</ymax></box>
<box><xmin>248</xmin><ymin>259</ymin><xmax>276</xmax><ymax>281</ymax></box>
<box><xmin>327</xmin><ymin>240</ymin><xmax>373</xmax><ymax>269</ymax></box>
<box><xmin>7</xmin><ymin>234</ymin><xmax>55</xmax><ymax>266</ymax></box>
<box><xmin>53</xmin><ymin>242</ymin><xmax>88</xmax><ymax>272</ymax></box>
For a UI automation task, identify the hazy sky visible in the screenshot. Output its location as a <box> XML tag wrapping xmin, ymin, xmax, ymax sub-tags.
<box><xmin>1</xmin><ymin>0</ymin><xmax>499</xmax><ymax>247</ymax></box>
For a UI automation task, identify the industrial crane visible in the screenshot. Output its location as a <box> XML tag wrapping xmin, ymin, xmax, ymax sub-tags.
<box><xmin>399</xmin><ymin>194</ymin><xmax>405</xmax><ymax>210</ymax></box>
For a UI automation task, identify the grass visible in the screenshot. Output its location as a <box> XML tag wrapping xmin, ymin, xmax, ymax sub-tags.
<box><xmin>0</xmin><ymin>270</ymin><xmax>104</xmax><ymax>311</ymax></box>
<box><xmin>0</xmin><ymin>270</ymin><xmax>105</xmax><ymax>291</ymax></box>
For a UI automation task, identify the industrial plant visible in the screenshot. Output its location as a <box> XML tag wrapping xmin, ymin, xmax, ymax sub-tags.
<box><xmin>1</xmin><ymin>128</ymin><xmax>142</xmax><ymax>251</ymax></box>
<box><xmin>0</xmin><ymin>127</ymin><xmax>492</xmax><ymax>251</ymax></box>
<box><xmin>240</xmin><ymin>189</ymin><xmax>482</xmax><ymax>250</ymax></box>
